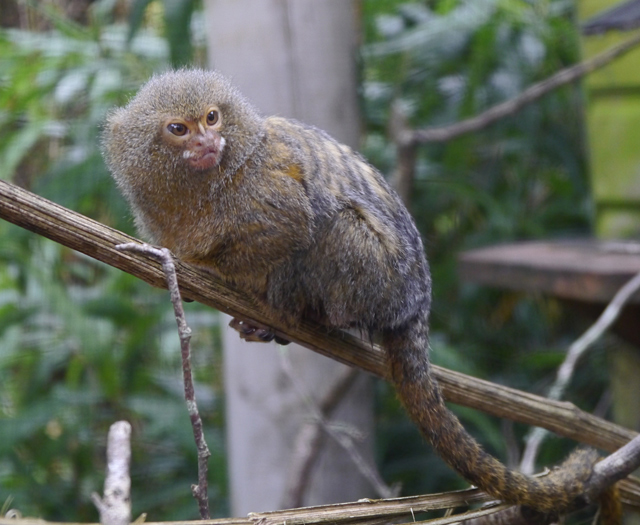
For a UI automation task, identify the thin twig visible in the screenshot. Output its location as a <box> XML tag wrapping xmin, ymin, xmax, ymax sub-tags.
<box><xmin>282</xmin><ymin>420</ymin><xmax>326</xmax><ymax>509</ymax></box>
<box><xmin>115</xmin><ymin>243</ymin><xmax>211</xmax><ymax>520</ymax></box>
<box><xmin>251</xmin><ymin>486</ymin><xmax>495</xmax><ymax>525</ymax></box>
<box><xmin>389</xmin><ymin>101</ymin><xmax>418</xmax><ymax>205</ymax></box>
<box><xmin>405</xmin><ymin>32</ymin><xmax>640</xmax><ymax>144</ymax></box>
<box><xmin>282</xmin><ymin>365</ymin><xmax>363</xmax><ymax>508</ymax></box>
<box><xmin>279</xmin><ymin>351</ymin><xmax>398</xmax><ymax>500</ymax></box>
<box><xmin>520</xmin><ymin>271</ymin><xmax>640</xmax><ymax>475</ymax></box>
<box><xmin>91</xmin><ymin>421</ymin><xmax>132</xmax><ymax>525</ymax></box>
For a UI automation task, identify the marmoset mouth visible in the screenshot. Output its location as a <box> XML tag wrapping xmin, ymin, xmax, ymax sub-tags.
<box><xmin>187</xmin><ymin>149</ymin><xmax>222</xmax><ymax>170</ymax></box>
<box><xmin>183</xmin><ymin>134</ymin><xmax>226</xmax><ymax>171</ymax></box>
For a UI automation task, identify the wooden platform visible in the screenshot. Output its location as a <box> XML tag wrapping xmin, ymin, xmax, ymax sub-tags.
<box><xmin>458</xmin><ymin>240</ymin><xmax>640</xmax><ymax>344</ymax></box>
<box><xmin>458</xmin><ymin>240</ymin><xmax>640</xmax><ymax>303</ymax></box>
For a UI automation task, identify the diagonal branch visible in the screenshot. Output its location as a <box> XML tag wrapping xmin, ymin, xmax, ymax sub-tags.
<box><xmin>0</xmin><ymin>178</ymin><xmax>639</xmax><ymax>481</ymax></box>
<box><xmin>520</xmin><ymin>271</ymin><xmax>640</xmax><ymax>474</ymax></box>
<box><xmin>403</xmin><ymin>32</ymin><xmax>640</xmax><ymax>144</ymax></box>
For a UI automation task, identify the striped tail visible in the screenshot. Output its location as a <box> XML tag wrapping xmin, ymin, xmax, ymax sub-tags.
<box><xmin>381</xmin><ymin>308</ymin><xmax>600</xmax><ymax>517</ymax></box>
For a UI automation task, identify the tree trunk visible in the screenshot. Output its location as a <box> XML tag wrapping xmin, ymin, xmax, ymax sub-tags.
<box><xmin>204</xmin><ymin>0</ymin><xmax>375</xmax><ymax>515</ymax></box>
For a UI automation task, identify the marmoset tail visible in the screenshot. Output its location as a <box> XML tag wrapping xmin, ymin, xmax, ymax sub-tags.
<box><xmin>103</xmin><ymin>69</ymin><xmax>608</xmax><ymax>522</ymax></box>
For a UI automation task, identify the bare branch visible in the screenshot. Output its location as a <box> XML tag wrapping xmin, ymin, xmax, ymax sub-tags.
<box><xmin>408</xmin><ymin>32</ymin><xmax>640</xmax><ymax>144</ymax></box>
<box><xmin>551</xmin><ymin>271</ymin><xmax>640</xmax><ymax>400</ymax></box>
<box><xmin>282</xmin><ymin>420</ymin><xmax>326</xmax><ymax>509</ymax></box>
<box><xmin>520</xmin><ymin>271</ymin><xmax>640</xmax><ymax>474</ymax></box>
<box><xmin>386</xmin><ymin>35</ymin><xmax>640</xmax><ymax>215</ymax></box>
<box><xmin>115</xmin><ymin>243</ymin><xmax>211</xmax><ymax>520</ymax></box>
<box><xmin>251</xmin><ymin>486</ymin><xmax>496</xmax><ymax>525</ymax></box>
<box><xmin>91</xmin><ymin>421</ymin><xmax>132</xmax><ymax>525</ymax></box>
<box><xmin>389</xmin><ymin>101</ymin><xmax>418</xmax><ymax>204</ymax></box>
<box><xmin>590</xmin><ymin>435</ymin><xmax>640</xmax><ymax>499</ymax></box>
<box><xmin>0</xmin><ymin>179</ymin><xmax>638</xmax><ymax>453</ymax></box>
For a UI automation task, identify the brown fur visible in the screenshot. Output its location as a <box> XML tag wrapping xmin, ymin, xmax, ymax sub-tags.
<box><xmin>597</xmin><ymin>479</ymin><xmax>623</xmax><ymax>525</ymax></box>
<box><xmin>103</xmin><ymin>69</ymin><xmax>611</xmax><ymax>520</ymax></box>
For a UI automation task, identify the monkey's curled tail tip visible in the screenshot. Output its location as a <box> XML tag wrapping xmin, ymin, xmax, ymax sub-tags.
<box><xmin>381</xmin><ymin>313</ymin><xmax>617</xmax><ymax>521</ymax></box>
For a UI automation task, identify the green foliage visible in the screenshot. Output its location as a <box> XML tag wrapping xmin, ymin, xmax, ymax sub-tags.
<box><xmin>0</xmin><ymin>1</ymin><xmax>226</xmax><ymax>520</ymax></box>
<box><xmin>362</xmin><ymin>0</ymin><xmax>608</xmax><ymax>497</ymax></box>
<box><xmin>0</xmin><ymin>226</ymin><xmax>227</xmax><ymax>519</ymax></box>
<box><xmin>127</xmin><ymin>0</ymin><xmax>203</xmax><ymax>67</ymax></box>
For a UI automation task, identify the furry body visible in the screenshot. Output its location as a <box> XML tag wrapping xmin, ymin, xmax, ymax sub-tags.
<box><xmin>104</xmin><ymin>70</ymin><xmax>600</xmax><ymax>519</ymax></box>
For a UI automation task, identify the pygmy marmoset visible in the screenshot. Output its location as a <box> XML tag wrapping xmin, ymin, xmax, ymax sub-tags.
<box><xmin>103</xmin><ymin>69</ymin><xmax>607</xmax><ymax>521</ymax></box>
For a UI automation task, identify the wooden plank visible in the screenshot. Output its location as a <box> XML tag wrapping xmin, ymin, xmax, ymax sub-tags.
<box><xmin>458</xmin><ymin>240</ymin><xmax>640</xmax><ymax>303</ymax></box>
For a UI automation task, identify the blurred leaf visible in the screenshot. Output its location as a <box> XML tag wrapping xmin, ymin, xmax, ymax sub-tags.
<box><xmin>127</xmin><ymin>0</ymin><xmax>155</xmax><ymax>44</ymax></box>
<box><xmin>162</xmin><ymin>0</ymin><xmax>198</xmax><ymax>66</ymax></box>
<box><xmin>0</xmin><ymin>121</ymin><xmax>46</xmax><ymax>180</ymax></box>
<box><xmin>0</xmin><ymin>1</ymin><xmax>224</xmax><ymax>519</ymax></box>
<box><xmin>25</xmin><ymin>0</ymin><xmax>93</xmax><ymax>42</ymax></box>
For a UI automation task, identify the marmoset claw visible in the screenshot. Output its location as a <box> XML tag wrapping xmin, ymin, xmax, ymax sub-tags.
<box><xmin>229</xmin><ymin>318</ymin><xmax>290</xmax><ymax>345</ymax></box>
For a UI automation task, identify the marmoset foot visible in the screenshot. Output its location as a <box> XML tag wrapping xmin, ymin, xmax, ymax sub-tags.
<box><xmin>229</xmin><ymin>318</ymin><xmax>290</xmax><ymax>345</ymax></box>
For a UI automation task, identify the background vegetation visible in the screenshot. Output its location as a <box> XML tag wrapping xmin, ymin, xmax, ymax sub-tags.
<box><xmin>0</xmin><ymin>0</ymin><xmax>610</xmax><ymax>519</ymax></box>
<box><xmin>360</xmin><ymin>0</ymin><xmax>609</xmax><ymax>495</ymax></box>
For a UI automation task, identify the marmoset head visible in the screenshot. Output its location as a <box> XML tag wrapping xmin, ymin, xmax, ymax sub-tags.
<box><xmin>103</xmin><ymin>69</ymin><xmax>265</xmax><ymax>197</ymax></box>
